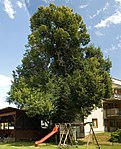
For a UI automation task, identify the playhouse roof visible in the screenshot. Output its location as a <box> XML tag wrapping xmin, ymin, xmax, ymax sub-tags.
<box><xmin>0</xmin><ymin>107</ymin><xmax>24</xmax><ymax>113</ymax></box>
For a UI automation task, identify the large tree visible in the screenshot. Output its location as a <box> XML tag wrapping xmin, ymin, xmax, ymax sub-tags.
<box><xmin>8</xmin><ymin>4</ymin><xmax>112</xmax><ymax>124</ymax></box>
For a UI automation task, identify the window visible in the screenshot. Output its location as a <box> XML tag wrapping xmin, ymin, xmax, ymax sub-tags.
<box><xmin>110</xmin><ymin>119</ymin><xmax>115</xmax><ymax>127</ymax></box>
<box><xmin>92</xmin><ymin>119</ymin><xmax>98</xmax><ymax>128</ymax></box>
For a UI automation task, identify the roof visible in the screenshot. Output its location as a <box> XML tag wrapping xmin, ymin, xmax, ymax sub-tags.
<box><xmin>0</xmin><ymin>107</ymin><xmax>25</xmax><ymax>114</ymax></box>
<box><xmin>112</xmin><ymin>78</ymin><xmax>121</xmax><ymax>86</ymax></box>
<box><xmin>103</xmin><ymin>98</ymin><xmax>121</xmax><ymax>103</ymax></box>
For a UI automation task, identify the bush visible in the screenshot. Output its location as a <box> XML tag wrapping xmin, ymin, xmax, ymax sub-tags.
<box><xmin>110</xmin><ymin>129</ymin><xmax>121</xmax><ymax>143</ymax></box>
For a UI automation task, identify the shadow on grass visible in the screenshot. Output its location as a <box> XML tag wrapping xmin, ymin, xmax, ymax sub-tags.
<box><xmin>77</xmin><ymin>139</ymin><xmax>86</xmax><ymax>145</ymax></box>
<box><xmin>2</xmin><ymin>141</ymin><xmax>58</xmax><ymax>148</ymax></box>
<box><xmin>2</xmin><ymin>141</ymin><xmax>35</xmax><ymax>147</ymax></box>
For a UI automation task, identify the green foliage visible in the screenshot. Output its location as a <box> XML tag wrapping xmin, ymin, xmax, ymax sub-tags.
<box><xmin>7</xmin><ymin>4</ymin><xmax>112</xmax><ymax>123</ymax></box>
<box><xmin>110</xmin><ymin>129</ymin><xmax>121</xmax><ymax>143</ymax></box>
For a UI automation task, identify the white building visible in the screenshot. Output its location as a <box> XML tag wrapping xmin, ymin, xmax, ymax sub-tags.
<box><xmin>84</xmin><ymin>107</ymin><xmax>104</xmax><ymax>135</ymax></box>
<box><xmin>84</xmin><ymin>78</ymin><xmax>121</xmax><ymax>136</ymax></box>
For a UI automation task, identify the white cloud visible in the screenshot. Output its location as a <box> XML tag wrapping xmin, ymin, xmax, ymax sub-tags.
<box><xmin>95</xmin><ymin>31</ymin><xmax>104</xmax><ymax>36</ymax></box>
<box><xmin>115</xmin><ymin>0</ymin><xmax>121</xmax><ymax>16</ymax></box>
<box><xmin>42</xmin><ymin>0</ymin><xmax>56</xmax><ymax>3</ymax></box>
<box><xmin>90</xmin><ymin>9</ymin><xmax>102</xmax><ymax>19</ymax></box>
<box><xmin>0</xmin><ymin>75</ymin><xmax>12</xmax><ymax>108</ymax></box>
<box><xmin>115</xmin><ymin>0</ymin><xmax>121</xmax><ymax>4</ymax></box>
<box><xmin>116</xmin><ymin>35</ymin><xmax>121</xmax><ymax>40</ymax></box>
<box><xmin>95</xmin><ymin>11</ymin><xmax>121</xmax><ymax>28</ymax></box>
<box><xmin>65</xmin><ymin>0</ymin><xmax>70</xmax><ymax>3</ymax></box>
<box><xmin>3</xmin><ymin>0</ymin><xmax>15</xmax><ymax>19</ymax></box>
<box><xmin>104</xmin><ymin>35</ymin><xmax>121</xmax><ymax>53</ymax></box>
<box><xmin>0</xmin><ymin>75</ymin><xmax>11</xmax><ymax>87</ymax></box>
<box><xmin>90</xmin><ymin>2</ymin><xmax>109</xmax><ymax>20</ymax></box>
<box><xmin>116</xmin><ymin>36</ymin><xmax>121</xmax><ymax>48</ymax></box>
<box><xmin>89</xmin><ymin>2</ymin><xmax>109</xmax><ymax>20</ymax></box>
<box><xmin>0</xmin><ymin>86</ymin><xmax>10</xmax><ymax>107</ymax></box>
<box><xmin>103</xmin><ymin>2</ymin><xmax>109</xmax><ymax>11</ymax></box>
<box><xmin>25</xmin><ymin>0</ymin><xmax>30</xmax><ymax>7</ymax></box>
<box><xmin>95</xmin><ymin>1</ymin><xmax>121</xmax><ymax>28</ymax></box>
<box><xmin>87</xmin><ymin>26</ymin><xmax>92</xmax><ymax>30</ymax></box>
<box><xmin>104</xmin><ymin>44</ymin><xmax>117</xmax><ymax>54</ymax></box>
<box><xmin>16</xmin><ymin>1</ymin><xmax>23</xmax><ymax>8</ymax></box>
<box><xmin>0</xmin><ymin>75</ymin><xmax>16</xmax><ymax>109</ymax></box>
<box><xmin>117</xmin><ymin>42</ymin><xmax>121</xmax><ymax>48</ymax></box>
<box><xmin>115</xmin><ymin>0</ymin><xmax>121</xmax><ymax>10</ymax></box>
<box><xmin>42</xmin><ymin>0</ymin><xmax>47</xmax><ymax>3</ymax></box>
<box><xmin>80</xmin><ymin>4</ymin><xmax>88</xmax><ymax>9</ymax></box>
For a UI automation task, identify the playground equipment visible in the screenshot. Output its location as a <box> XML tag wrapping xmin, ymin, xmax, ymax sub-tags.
<box><xmin>35</xmin><ymin>126</ymin><xmax>58</xmax><ymax>146</ymax></box>
<box><xmin>58</xmin><ymin>123</ymin><xmax>77</xmax><ymax>147</ymax></box>
<box><xmin>35</xmin><ymin>122</ymin><xmax>100</xmax><ymax>148</ymax></box>
<box><xmin>35</xmin><ymin>123</ymin><xmax>77</xmax><ymax>147</ymax></box>
<box><xmin>85</xmin><ymin>122</ymin><xmax>100</xmax><ymax>149</ymax></box>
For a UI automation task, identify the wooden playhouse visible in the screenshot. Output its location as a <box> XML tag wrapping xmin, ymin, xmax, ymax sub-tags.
<box><xmin>0</xmin><ymin>107</ymin><xmax>44</xmax><ymax>141</ymax></box>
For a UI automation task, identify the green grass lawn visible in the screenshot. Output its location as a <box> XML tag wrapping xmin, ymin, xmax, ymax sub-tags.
<box><xmin>0</xmin><ymin>132</ymin><xmax>121</xmax><ymax>149</ymax></box>
<box><xmin>0</xmin><ymin>142</ymin><xmax>121</xmax><ymax>149</ymax></box>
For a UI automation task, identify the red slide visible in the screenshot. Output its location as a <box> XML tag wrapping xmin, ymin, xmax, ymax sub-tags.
<box><xmin>35</xmin><ymin>126</ymin><xmax>58</xmax><ymax>146</ymax></box>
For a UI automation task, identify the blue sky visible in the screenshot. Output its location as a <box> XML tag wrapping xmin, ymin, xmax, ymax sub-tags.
<box><xmin>0</xmin><ymin>0</ymin><xmax>30</xmax><ymax>108</ymax></box>
<box><xmin>0</xmin><ymin>0</ymin><xmax>121</xmax><ymax>108</ymax></box>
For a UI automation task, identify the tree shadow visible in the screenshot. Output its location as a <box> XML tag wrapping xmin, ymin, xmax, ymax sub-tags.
<box><xmin>2</xmin><ymin>141</ymin><xmax>35</xmax><ymax>147</ymax></box>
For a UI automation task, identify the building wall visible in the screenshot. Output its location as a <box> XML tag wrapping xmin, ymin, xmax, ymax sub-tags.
<box><xmin>84</xmin><ymin>107</ymin><xmax>104</xmax><ymax>136</ymax></box>
<box><xmin>84</xmin><ymin>78</ymin><xmax>121</xmax><ymax>136</ymax></box>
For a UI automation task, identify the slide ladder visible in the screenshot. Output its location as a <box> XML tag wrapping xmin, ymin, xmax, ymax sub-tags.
<box><xmin>58</xmin><ymin>123</ymin><xmax>76</xmax><ymax>147</ymax></box>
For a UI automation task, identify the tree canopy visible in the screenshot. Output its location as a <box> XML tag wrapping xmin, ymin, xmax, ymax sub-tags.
<box><xmin>7</xmin><ymin>4</ymin><xmax>112</xmax><ymax>124</ymax></box>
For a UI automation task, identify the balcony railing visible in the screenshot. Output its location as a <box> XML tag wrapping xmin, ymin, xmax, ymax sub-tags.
<box><xmin>105</xmin><ymin>108</ymin><xmax>121</xmax><ymax>117</ymax></box>
<box><xmin>112</xmin><ymin>93</ymin><xmax>121</xmax><ymax>99</ymax></box>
